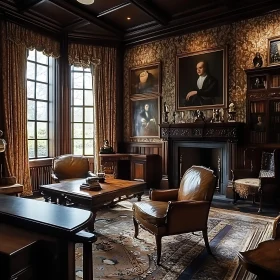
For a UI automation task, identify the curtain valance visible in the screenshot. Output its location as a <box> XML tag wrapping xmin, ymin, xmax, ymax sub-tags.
<box><xmin>6</xmin><ymin>21</ymin><xmax>60</xmax><ymax>58</ymax></box>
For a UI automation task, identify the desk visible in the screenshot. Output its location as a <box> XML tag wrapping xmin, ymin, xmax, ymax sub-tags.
<box><xmin>99</xmin><ymin>153</ymin><xmax>162</xmax><ymax>189</ymax></box>
<box><xmin>0</xmin><ymin>194</ymin><xmax>94</xmax><ymax>280</ymax></box>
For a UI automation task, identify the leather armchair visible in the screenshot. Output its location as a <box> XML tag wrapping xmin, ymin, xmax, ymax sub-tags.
<box><xmin>0</xmin><ymin>176</ymin><xmax>23</xmax><ymax>196</ymax></box>
<box><xmin>51</xmin><ymin>154</ymin><xmax>94</xmax><ymax>183</ymax></box>
<box><xmin>132</xmin><ymin>165</ymin><xmax>217</xmax><ymax>264</ymax></box>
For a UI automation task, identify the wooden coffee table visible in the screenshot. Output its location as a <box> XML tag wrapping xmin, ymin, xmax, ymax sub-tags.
<box><xmin>40</xmin><ymin>178</ymin><xmax>146</xmax><ymax>231</ymax></box>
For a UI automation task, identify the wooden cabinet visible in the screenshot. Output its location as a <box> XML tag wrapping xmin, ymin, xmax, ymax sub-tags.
<box><xmin>130</xmin><ymin>154</ymin><xmax>162</xmax><ymax>189</ymax></box>
<box><xmin>245</xmin><ymin>65</ymin><xmax>280</xmax><ymax>144</ymax></box>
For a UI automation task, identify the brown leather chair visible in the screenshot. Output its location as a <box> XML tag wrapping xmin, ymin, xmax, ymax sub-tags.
<box><xmin>132</xmin><ymin>165</ymin><xmax>217</xmax><ymax>264</ymax></box>
<box><xmin>51</xmin><ymin>154</ymin><xmax>94</xmax><ymax>183</ymax></box>
<box><xmin>0</xmin><ymin>176</ymin><xmax>23</xmax><ymax>196</ymax></box>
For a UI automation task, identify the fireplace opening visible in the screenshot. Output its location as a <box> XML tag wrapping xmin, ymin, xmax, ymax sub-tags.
<box><xmin>180</xmin><ymin>147</ymin><xmax>222</xmax><ymax>191</ymax></box>
<box><xmin>173</xmin><ymin>141</ymin><xmax>229</xmax><ymax>195</ymax></box>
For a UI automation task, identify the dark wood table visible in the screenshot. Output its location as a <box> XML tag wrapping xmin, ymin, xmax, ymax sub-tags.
<box><xmin>40</xmin><ymin>177</ymin><xmax>146</xmax><ymax>231</ymax></box>
<box><xmin>238</xmin><ymin>215</ymin><xmax>280</xmax><ymax>280</ymax></box>
<box><xmin>0</xmin><ymin>194</ymin><xmax>94</xmax><ymax>280</ymax></box>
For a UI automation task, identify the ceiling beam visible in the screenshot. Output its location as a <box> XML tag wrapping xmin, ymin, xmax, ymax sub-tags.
<box><xmin>97</xmin><ymin>1</ymin><xmax>131</xmax><ymax>17</ymax></box>
<box><xmin>49</xmin><ymin>0</ymin><xmax>123</xmax><ymax>37</ymax></box>
<box><xmin>63</xmin><ymin>19</ymin><xmax>90</xmax><ymax>32</ymax></box>
<box><xmin>128</xmin><ymin>0</ymin><xmax>169</xmax><ymax>25</ymax></box>
<box><xmin>16</xmin><ymin>0</ymin><xmax>47</xmax><ymax>12</ymax></box>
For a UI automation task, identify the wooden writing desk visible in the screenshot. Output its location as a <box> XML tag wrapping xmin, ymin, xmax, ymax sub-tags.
<box><xmin>0</xmin><ymin>194</ymin><xmax>95</xmax><ymax>280</ymax></box>
<box><xmin>99</xmin><ymin>153</ymin><xmax>162</xmax><ymax>188</ymax></box>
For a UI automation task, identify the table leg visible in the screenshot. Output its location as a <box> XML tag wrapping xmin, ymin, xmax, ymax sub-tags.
<box><xmin>137</xmin><ymin>193</ymin><xmax>143</xmax><ymax>201</ymax></box>
<box><xmin>87</xmin><ymin>211</ymin><xmax>97</xmax><ymax>232</ymax></box>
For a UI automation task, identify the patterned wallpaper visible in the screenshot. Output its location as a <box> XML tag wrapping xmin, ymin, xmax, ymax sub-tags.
<box><xmin>123</xmin><ymin>11</ymin><xmax>280</xmax><ymax>142</ymax></box>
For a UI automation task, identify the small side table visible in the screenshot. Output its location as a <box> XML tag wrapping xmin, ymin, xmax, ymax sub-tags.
<box><xmin>238</xmin><ymin>239</ymin><xmax>280</xmax><ymax>280</ymax></box>
<box><xmin>233</xmin><ymin>178</ymin><xmax>261</xmax><ymax>211</ymax></box>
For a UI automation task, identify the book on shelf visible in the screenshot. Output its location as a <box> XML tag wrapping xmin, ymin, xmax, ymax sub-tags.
<box><xmin>250</xmin><ymin>131</ymin><xmax>266</xmax><ymax>143</ymax></box>
<box><xmin>250</xmin><ymin>102</ymin><xmax>265</xmax><ymax>113</ymax></box>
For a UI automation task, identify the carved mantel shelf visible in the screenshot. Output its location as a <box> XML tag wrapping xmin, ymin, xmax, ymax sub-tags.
<box><xmin>159</xmin><ymin>122</ymin><xmax>245</xmax><ymax>142</ymax></box>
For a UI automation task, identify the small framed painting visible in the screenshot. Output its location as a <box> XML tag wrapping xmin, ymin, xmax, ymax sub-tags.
<box><xmin>268</xmin><ymin>36</ymin><xmax>280</xmax><ymax>65</ymax></box>
<box><xmin>130</xmin><ymin>95</ymin><xmax>160</xmax><ymax>138</ymax></box>
<box><xmin>130</xmin><ymin>62</ymin><xmax>161</xmax><ymax>95</ymax></box>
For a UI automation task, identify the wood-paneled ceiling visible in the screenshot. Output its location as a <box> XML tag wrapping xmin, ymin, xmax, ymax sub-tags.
<box><xmin>1</xmin><ymin>0</ymin><xmax>280</xmax><ymax>46</ymax></box>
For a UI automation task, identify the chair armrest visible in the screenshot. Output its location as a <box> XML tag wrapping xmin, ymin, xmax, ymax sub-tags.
<box><xmin>0</xmin><ymin>176</ymin><xmax>16</xmax><ymax>185</ymax></box>
<box><xmin>51</xmin><ymin>173</ymin><xmax>59</xmax><ymax>183</ymax></box>
<box><xmin>149</xmin><ymin>189</ymin><xmax>178</xmax><ymax>201</ymax></box>
<box><xmin>272</xmin><ymin>215</ymin><xmax>280</xmax><ymax>240</ymax></box>
<box><xmin>87</xmin><ymin>171</ymin><xmax>95</xmax><ymax>177</ymax></box>
<box><xmin>231</xmin><ymin>169</ymin><xmax>259</xmax><ymax>181</ymax></box>
<box><xmin>166</xmin><ymin>200</ymin><xmax>210</xmax><ymax>233</ymax></box>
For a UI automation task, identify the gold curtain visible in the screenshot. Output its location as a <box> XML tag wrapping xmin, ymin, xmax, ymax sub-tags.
<box><xmin>1</xmin><ymin>21</ymin><xmax>32</xmax><ymax>195</ymax></box>
<box><xmin>1</xmin><ymin>21</ymin><xmax>60</xmax><ymax>195</ymax></box>
<box><xmin>69</xmin><ymin>44</ymin><xmax>117</xmax><ymax>172</ymax></box>
<box><xmin>7</xmin><ymin>22</ymin><xmax>60</xmax><ymax>58</ymax></box>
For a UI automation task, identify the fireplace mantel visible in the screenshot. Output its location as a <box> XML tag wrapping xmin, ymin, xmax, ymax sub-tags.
<box><xmin>159</xmin><ymin>122</ymin><xmax>245</xmax><ymax>142</ymax></box>
<box><xmin>159</xmin><ymin>122</ymin><xmax>245</xmax><ymax>194</ymax></box>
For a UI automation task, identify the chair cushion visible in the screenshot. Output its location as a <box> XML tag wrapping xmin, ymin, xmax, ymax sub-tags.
<box><xmin>178</xmin><ymin>166</ymin><xmax>215</xmax><ymax>201</ymax></box>
<box><xmin>133</xmin><ymin>201</ymin><xmax>168</xmax><ymax>226</ymax></box>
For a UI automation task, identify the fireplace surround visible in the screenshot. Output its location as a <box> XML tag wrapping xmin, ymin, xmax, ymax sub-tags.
<box><xmin>159</xmin><ymin>122</ymin><xmax>245</xmax><ymax>195</ymax></box>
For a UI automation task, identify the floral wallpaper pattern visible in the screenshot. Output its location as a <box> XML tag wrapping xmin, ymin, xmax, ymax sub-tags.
<box><xmin>123</xmin><ymin>11</ymin><xmax>280</xmax><ymax>142</ymax></box>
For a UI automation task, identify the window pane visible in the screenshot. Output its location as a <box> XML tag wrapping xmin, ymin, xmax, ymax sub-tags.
<box><xmin>73</xmin><ymin>66</ymin><xmax>83</xmax><ymax>71</ymax></box>
<box><xmin>36</xmin><ymin>83</ymin><xmax>48</xmax><ymax>100</ymax></box>
<box><xmin>85</xmin><ymin>123</ymin><xmax>94</xmax><ymax>138</ymax></box>
<box><xmin>27</xmin><ymin>81</ymin><xmax>35</xmax><ymax>98</ymax></box>
<box><xmin>85</xmin><ymin>108</ymin><xmax>93</xmax><ymax>122</ymax></box>
<box><xmin>37</xmin><ymin>122</ymin><xmax>48</xmax><ymax>139</ymax></box>
<box><xmin>37</xmin><ymin>140</ymin><xmax>48</xmax><ymax>157</ymax></box>
<box><xmin>28</xmin><ymin>140</ymin><xmax>35</xmax><ymax>158</ymax></box>
<box><xmin>27</xmin><ymin>62</ymin><xmax>35</xmax><ymax>80</ymax></box>
<box><xmin>28</xmin><ymin>121</ymin><xmax>35</xmax><ymax>139</ymax></box>
<box><xmin>84</xmin><ymin>90</ymin><xmax>93</xmax><ymax>106</ymax></box>
<box><xmin>37</xmin><ymin>64</ymin><xmax>48</xmax><ymax>82</ymax></box>
<box><xmin>85</xmin><ymin>140</ymin><xmax>94</xmax><ymax>155</ymax></box>
<box><xmin>28</xmin><ymin>100</ymin><xmax>35</xmax><ymax>120</ymax></box>
<box><xmin>28</xmin><ymin>49</ymin><xmax>36</xmax><ymax>61</ymax></box>
<box><xmin>37</xmin><ymin>102</ymin><xmax>48</xmax><ymax>121</ymax></box>
<box><xmin>73</xmin><ymin>72</ymin><xmax>83</xmax><ymax>88</ymax></box>
<box><xmin>73</xmin><ymin>107</ymin><xmax>83</xmax><ymax>122</ymax></box>
<box><xmin>36</xmin><ymin>52</ymin><xmax>48</xmax><ymax>64</ymax></box>
<box><xmin>73</xmin><ymin>90</ymin><xmax>83</xmax><ymax>105</ymax></box>
<box><xmin>73</xmin><ymin>123</ymin><xmax>83</xmax><ymax>138</ymax></box>
<box><xmin>84</xmin><ymin>73</ymin><xmax>92</xmax><ymax>89</ymax></box>
<box><xmin>73</xmin><ymin>139</ymin><xmax>83</xmax><ymax>155</ymax></box>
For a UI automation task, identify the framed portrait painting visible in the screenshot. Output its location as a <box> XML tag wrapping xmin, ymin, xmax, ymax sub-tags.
<box><xmin>176</xmin><ymin>47</ymin><xmax>227</xmax><ymax>110</ymax></box>
<box><xmin>130</xmin><ymin>62</ymin><xmax>161</xmax><ymax>95</ymax></box>
<box><xmin>130</xmin><ymin>95</ymin><xmax>160</xmax><ymax>138</ymax></box>
<box><xmin>268</xmin><ymin>36</ymin><xmax>280</xmax><ymax>65</ymax></box>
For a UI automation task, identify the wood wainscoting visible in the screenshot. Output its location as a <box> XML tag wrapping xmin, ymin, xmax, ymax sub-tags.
<box><xmin>120</xmin><ymin>142</ymin><xmax>168</xmax><ymax>176</ymax></box>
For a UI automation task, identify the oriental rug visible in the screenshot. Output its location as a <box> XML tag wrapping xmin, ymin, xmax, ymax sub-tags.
<box><xmin>75</xmin><ymin>199</ymin><xmax>274</xmax><ymax>280</ymax></box>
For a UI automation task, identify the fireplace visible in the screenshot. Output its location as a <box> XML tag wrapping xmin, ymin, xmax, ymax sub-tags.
<box><xmin>159</xmin><ymin>122</ymin><xmax>245</xmax><ymax>195</ymax></box>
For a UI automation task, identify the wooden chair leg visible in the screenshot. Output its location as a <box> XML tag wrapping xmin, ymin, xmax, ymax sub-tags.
<box><xmin>155</xmin><ymin>235</ymin><xmax>162</xmax><ymax>265</ymax></box>
<box><xmin>133</xmin><ymin>217</ymin><xmax>139</xmax><ymax>238</ymax></box>
<box><xmin>202</xmin><ymin>229</ymin><xmax>212</xmax><ymax>255</ymax></box>
<box><xmin>258</xmin><ymin>190</ymin><xmax>263</xmax><ymax>213</ymax></box>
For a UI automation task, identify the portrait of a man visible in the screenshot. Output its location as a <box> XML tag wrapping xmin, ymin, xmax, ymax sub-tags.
<box><xmin>176</xmin><ymin>48</ymin><xmax>226</xmax><ymax>110</ymax></box>
<box><xmin>131</xmin><ymin>98</ymin><xmax>159</xmax><ymax>137</ymax></box>
<box><xmin>130</xmin><ymin>63</ymin><xmax>161</xmax><ymax>95</ymax></box>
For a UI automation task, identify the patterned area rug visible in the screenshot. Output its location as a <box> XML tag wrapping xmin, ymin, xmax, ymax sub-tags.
<box><xmin>75</xmin><ymin>198</ymin><xmax>274</xmax><ymax>280</ymax></box>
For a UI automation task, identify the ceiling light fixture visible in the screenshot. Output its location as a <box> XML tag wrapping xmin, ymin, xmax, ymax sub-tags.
<box><xmin>77</xmin><ymin>0</ymin><xmax>94</xmax><ymax>5</ymax></box>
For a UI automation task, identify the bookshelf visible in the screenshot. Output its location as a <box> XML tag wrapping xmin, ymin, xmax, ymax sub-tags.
<box><xmin>245</xmin><ymin>65</ymin><xmax>280</xmax><ymax>144</ymax></box>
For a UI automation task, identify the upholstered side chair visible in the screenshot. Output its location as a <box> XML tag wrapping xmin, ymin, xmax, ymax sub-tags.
<box><xmin>132</xmin><ymin>165</ymin><xmax>217</xmax><ymax>265</ymax></box>
<box><xmin>51</xmin><ymin>154</ymin><xmax>94</xmax><ymax>183</ymax></box>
